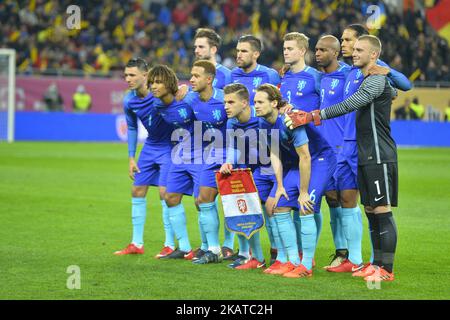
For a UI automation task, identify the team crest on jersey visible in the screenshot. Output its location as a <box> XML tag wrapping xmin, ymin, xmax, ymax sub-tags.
<box><xmin>212</xmin><ymin>109</ymin><xmax>222</xmax><ymax>122</ymax></box>
<box><xmin>178</xmin><ymin>108</ymin><xmax>188</xmax><ymax>119</ymax></box>
<box><xmin>356</xmin><ymin>70</ymin><xmax>362</xmax><ymax>79</ymax></box>
<box><xmin>331</xmin><ymin>79</ymin><xmax>340</xmax><ymax>90</ymax></box>
<box><xmin>297</xmin><ymin>80</ymin><xmax>306</xmax><ymax>92</ymax></box>
<box><xmin>253</xmin><ymin>77</ymin><xmax>262</xmax><ymax>88</ymax></box>
<box><xmin>237</xmin><ymin>199</ymin><xmax>248</xmax><ymax>213</ymax></box>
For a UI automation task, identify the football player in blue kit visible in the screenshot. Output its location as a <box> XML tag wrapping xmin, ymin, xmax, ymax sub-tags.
<box><xmin>219</xmin><ymin>83</ymin><xmax>273</xmax><ymax>270</ymax></box>
<box><xmin>193</xmin><ymin>28</ymin><xmax>232</xmax><ymax>90</ymax></box>
<box><xmin>278</xmin><ymin>32</ymin><xmax>324</xmax><ymax>266</ymax></box>
<box><xmin>114</xmin><ymin>58</ymin><xmax>177</xmax><ymax>258</ymax></box>
<box><xmin>315</xmin><ymin>35</ymin><xmax>356</xmax><ymax>270</ymax></box>
<box><xmin>192</xmin><ymin>29</ymin><xmax>235</xmax><ymax>258</ymax></box>
<box><xmin>148</xmin><ymin>64</ymin><xmax>201</xmax><ymax>260</ymax></box>
<box><xmin>258</xmin><ymin>83</ymin><xmax>336</xmax><ymax>278</ymax></box>
<box><xmin>182</xmin><ymin>60</ymin><xmax>228</xmax><ymax>264</ymax></box>
<box><xmin>230</xmin><ymin>35</ymin><xmax>281</xmax><ymax>263</ymax></box>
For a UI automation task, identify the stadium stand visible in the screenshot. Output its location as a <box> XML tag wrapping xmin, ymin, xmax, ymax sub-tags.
<box><xmin>0</xmin><ymin>0</ymin><xmax>448</xmax><ymax>83</ymax></box>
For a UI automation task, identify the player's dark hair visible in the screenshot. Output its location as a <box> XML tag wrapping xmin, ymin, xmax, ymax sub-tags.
<box><xmin>345</xmin><ymin>24</ymin><xmax>369</xmax><ymax>37</ymax></box>
<box><xmin>194</xmin><ymin>28</ymin><xmax>222</xmax><ymax>49</ymax></box>
<box><xmin>256</xmin><ymin>84</ymin><xmax>288</xmax><ymax>110</ymax></box>
<box><xmin>224</xmin><ymin>83</ymin><xmax>249</xmax><ymax>102</ymax></box>
<box><xmin>148</xmin><ymin>65</ymin><xmax>179</xmax><ymax>95</ymax></box>
<box><xmin>238</xmin><ymin>35</ymin><xmax>263</xmax><ymax>52</ymax></box>
<box><xmin>126</xmin><ymin>57</ymin><xmax>149</xmax><ymax>72</ymax></box>
<box><xmin>193</xmin><ymin>60</ymin><xmax>216</xmax><ymax>77</ymax></box>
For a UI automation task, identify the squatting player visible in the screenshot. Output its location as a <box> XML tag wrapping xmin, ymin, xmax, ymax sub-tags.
<box><xmin>219</xmin><ymin>83</ymin><xmax>270</xmax><ymax>270</ymax></box>
<box><xmin>255</xmin><ymin>84</ymin><xmax>317</xmax><ymax>278</ymax></box>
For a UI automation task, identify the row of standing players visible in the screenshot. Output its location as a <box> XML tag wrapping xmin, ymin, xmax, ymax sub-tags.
<box><xmin>115</xmin><ymin>25</ymin><xmax>412</xmax><ymax>283</ymax></box>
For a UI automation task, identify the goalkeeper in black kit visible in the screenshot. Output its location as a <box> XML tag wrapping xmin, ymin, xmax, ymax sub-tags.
<box><xmin>285</xmin><ymin>35</ymin><xmax>398</xmax><ymax>282</ymax></box>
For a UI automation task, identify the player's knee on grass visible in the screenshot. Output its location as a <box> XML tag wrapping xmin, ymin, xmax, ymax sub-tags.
<box><xmin>165</xmin><ymin>193</ymin><xmax>182</xmax><ymax>207</ymax></box>
<box><xmin>132</xmin><ymin>186</ymin><xmax>148</xmax><ymax>198</ymax></box>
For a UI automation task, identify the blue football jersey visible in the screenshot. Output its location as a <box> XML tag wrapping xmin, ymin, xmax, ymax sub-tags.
<box><xmin>319</xmin><ymin>63</ymin><xmax>351</xmax><ymax>151</ymax></box>
<box><xmin>279</xmin><ymin>66</ymin><xmax>321</xmax><ymax>111</ymax></box>
<box><xmin>183</xmin><ymin>88</ymin><xmax>227</xmax><ymax>136</ymax></box>
<box><xmin>258</xmin><ymin>114</ymin><xmax>309</xmax><ymax>169</ymax></box>
<box><xmin>279</xmin><ymin>66</ymin><xmax>335</xmax><ymax>162</ymax></box>
<box><xmin>123</xmin><ymin>90</ymin><xmax>174</xmax><ymax>157</ymax></box>
<box><xmin>225</xmin><ymin>107</ymin><xmax>261</xmax><ymax>169</ymax></box>
<box><xmin>213</xmin><ymin>63</ymin><xmax>232</xmax><ymax>89</ymax></box>
<box><xmin>231</xmin><ymin>64</ymin><xmax>280</xmax><ymax>105</ymax></box>
<box><xmin>183</xmin><ymin>88</ymin><xmax>227</xmax><ymax>162</ymax></box>
<box><xmin>154</xmin><ymin>98</ymin><xmax>201</xmax><ymax>162</ymax></box>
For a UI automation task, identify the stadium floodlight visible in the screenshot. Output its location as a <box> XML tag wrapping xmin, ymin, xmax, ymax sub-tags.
<box><xmin>0</xmin><ymin>48</ymin><xmax>16</xmax><ymax>143</ymax></box>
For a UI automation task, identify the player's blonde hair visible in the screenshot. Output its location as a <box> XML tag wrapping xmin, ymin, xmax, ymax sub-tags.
<box><xmin>358</xmin><ymin>35</ymin><xmax>382</xmax><ymax>55</ymax></box>
<box><xmin>283</xmin><ymin>32</ymin><xmax>309</xmax><ymax>50</ymax></box>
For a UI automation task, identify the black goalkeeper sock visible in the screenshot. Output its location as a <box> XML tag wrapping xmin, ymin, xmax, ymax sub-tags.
<box><xmin>375</xmin><ymin>212</ymin><xmax>398</xmax><ymax>273</ymax></box>
<box><xmin>366</xmin><ymin>212</ymin><xmax>382</xmax><ymax>267</ymax></box>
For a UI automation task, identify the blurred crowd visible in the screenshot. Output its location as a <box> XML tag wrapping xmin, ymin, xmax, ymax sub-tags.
<box><xmin>1</xmin><ymin>0</ymin><xmax>449</xmax><ymax>82</ymax></box>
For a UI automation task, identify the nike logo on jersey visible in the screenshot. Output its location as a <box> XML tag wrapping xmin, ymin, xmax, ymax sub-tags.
<box><xmin>374</xmin><ymin>196</ymin><xmax>385</xmax><ymax>202</ymax></box>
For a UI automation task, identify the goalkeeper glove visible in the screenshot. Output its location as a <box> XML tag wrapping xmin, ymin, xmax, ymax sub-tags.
<box><xmin>285</xmin><ymin>110</ymin><xmax>321</xmax><ymax>129</ymax></box>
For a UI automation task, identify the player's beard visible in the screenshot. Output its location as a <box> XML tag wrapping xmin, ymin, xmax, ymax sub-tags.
<box><xmin>196</xmin><ymin>54</ymin><xmax>211</xmax><ymax>61</ymax></box>
<box><xmin>239</xmin><ymin>60</ymin><xmax>253</xmax><ymax>70</ymax></box>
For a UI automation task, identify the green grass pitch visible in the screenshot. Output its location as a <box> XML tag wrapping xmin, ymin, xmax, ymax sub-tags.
<box><xmin>1</xmin><ymin>142</ymin><xmax>449</xmax><ymax>300</ymax></box>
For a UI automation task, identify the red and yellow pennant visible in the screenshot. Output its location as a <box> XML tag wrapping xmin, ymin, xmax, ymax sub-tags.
<box><xmin>216</xmin><ymin>169</ymin><xmax>264</xmax><ymax>239</ymax></box>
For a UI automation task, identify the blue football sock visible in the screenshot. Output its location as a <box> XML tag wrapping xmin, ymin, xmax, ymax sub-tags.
<box><xmin>237</xmin><ymin>234</ymin><xmax>250</xmax><ymax>258</ymax></box>
<box><xmin>341</xmin><ymin>207</ymin><xmax>363</xmax><ymax>265</ymax></box>
<box><xmin>198</xmin><ymin>213</ymin><xmax>208</xmax><ymax>251</ymax></box>
<box><xmin>161</xmin><ymin>200</ymin><xmax>175</xmax><ymax>249</ymax></box>
<box><xmin>300</xmin><ymin>214</ymin><xmax>317</xmax><ymax>270</ymax></box>
<box><xmin>131</xmin><ymin>197</ymin><xmax>146</xmax><ymax>246</ymax></box>
<box><xmin>223</xmin><ymin>226</ymin><xmax>235</xmax><ymax>250</ymax></box>
<box><xmin>199</xmin><ymin>202</ymin><xmax>220</xmax><ymax>252</ymax></box>
<box><xmin>167</xmin><ymin>203</ymin><xmax>191</xmax><ymax>252</ymax></box>
<box><xmin>262</xmin><ymin>206</ymin><xmax>275</xmax><ymax>249</ymax></box>
<box><xmin>330</xmin><ymin>206</ymin><xmax>347</xmax><ymax>250</ymax></box>
<box><xmin>314</xmin><ymin>211</ymin><xmax>323</xmax><ymax>246</ymax></box>
<box><xmin>248</xmin><ymin>232</ymin><xmax>264</xmax><ymax>262</ymax></box>
<box><xmin>268</xmin><ymin>216</ymin><xmax>287</xmax><ymax>263</ymax></box>
<box><xmin>292</xmin><ymin>210</ymin><xmax>302</xmax><ymax>253</ymax></box>
<box><xmin>274</xmin><ymin>212</ymin><xmax>300</xmax><ymax>265</ymax></box>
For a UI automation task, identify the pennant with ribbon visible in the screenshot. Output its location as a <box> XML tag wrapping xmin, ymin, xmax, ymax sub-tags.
<box><xmin>215</xmin><ymin>169</ymin><xmax>264</xmax><ymax>239</ymax></box>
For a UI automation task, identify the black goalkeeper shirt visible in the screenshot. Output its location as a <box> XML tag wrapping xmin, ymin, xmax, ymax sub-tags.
<box><xmin>320</xmin><ymin>74</ymin><xmax>397</xmax><ymax>166</ymax></box>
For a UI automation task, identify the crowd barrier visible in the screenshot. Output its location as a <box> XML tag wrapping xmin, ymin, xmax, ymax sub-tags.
<box><xmin>11</xmin><ymin>112</ymin><xmax>450</xmax><ymax>147</ymax></box>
